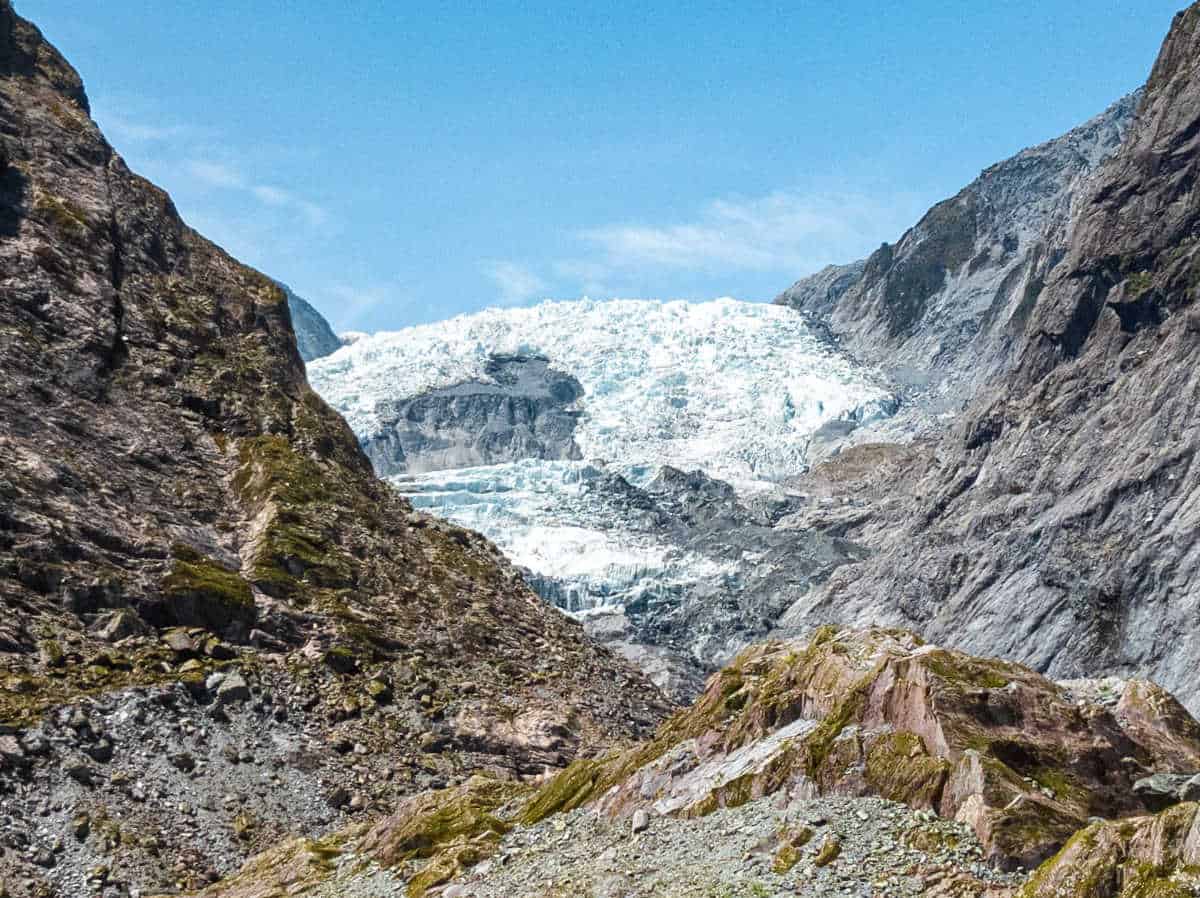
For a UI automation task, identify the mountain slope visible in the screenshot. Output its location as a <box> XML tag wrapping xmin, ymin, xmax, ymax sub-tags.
<box><xmin>776</xmin><ymin>92</ymin><xmax>1139</xmax><ymax>436</ymax></box>
<box><xmin>0</xmin><ymin>3</ymin><xmax>667</xmax><ymax>893</ymax></box>
<box><xmin>783</xmin><ymin>3</ymin><xmax>1200</xmax><ymax>713</ymax></box>
<box><xmin>280</xmin><ymin>282</ymin><xmax>341</xmax><ymax>363</ymax></box>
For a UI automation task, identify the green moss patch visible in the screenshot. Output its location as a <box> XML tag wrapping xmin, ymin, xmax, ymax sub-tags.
<box><xmin>356</xmin><ymin>777</ymin><xmax>529</xmax><ymax>897</ymax></box>
<box><xmin>160</xmin><ymin>544</ymin><xmax>254</xmax><ymax>632</ymax></box>
<box><xmin>864</xmin><ymin>731</ymin><xmax>950</xmax><ymax>808</ymax></box>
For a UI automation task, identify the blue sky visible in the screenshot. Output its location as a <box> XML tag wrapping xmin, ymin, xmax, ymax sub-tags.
<box><xmin>20</xmin><ymin>1</ymin><xmax>1183</xmax><ymax>332</ymax></box>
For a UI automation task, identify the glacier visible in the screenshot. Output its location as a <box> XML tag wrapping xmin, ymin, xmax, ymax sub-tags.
<box><xmin>307</xmin><ymin>298</ymin><xmax>896</xmax><ymax>683</ymax></box>
<box><xmin>308</xmin><ymin>298</ymin><xmax>896</xmax><ymax>487</ymax></box>
<box><xmin>398</xmin><ymin>459</ymin><xmax>741</xmax><ymax>614</ymax></box>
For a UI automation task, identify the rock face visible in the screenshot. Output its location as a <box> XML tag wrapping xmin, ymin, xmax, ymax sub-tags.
<box><xmin>280</xmin><ymin>282</ymin><xmax>340</xmax><ymax>363</ymax></box>
<box><xmin>0</xmin><ymin>3</ymin><xmax>668</xmax><ymax>893</ymax></box>
<box><xmin>172</xmin><ymin>629</ymin><xmax>1200</xmax><ymax>897</ymax></box>
<box><xmin>776</xmin><ymin>91</ymin><xmax>1138</xmax><ymax>445</ymax></box>
<box><xmin>782</xmin><ymin>3</ymin><xmax>1200</xmax><ymax>714</ymax></box>
<box><xmin>364</xmin><ymin>354</ymin><xmax>585</xmax><ymax>476</ymax></box>
<box><xmin>1017</xmin><ymin>803</ymin><xmax>1200</xmax><ymax>898</ymax></box>
<box><xmin>525</xmin><ymin>628</ymin><xmax>1200</xmax><ymax>871</ymax></box>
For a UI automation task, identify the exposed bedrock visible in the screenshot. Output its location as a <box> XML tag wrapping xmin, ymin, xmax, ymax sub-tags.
<box><xmin>363</xmin><ymin>354</ymin><xmax>584</xmax><ymax>476</ymax></box>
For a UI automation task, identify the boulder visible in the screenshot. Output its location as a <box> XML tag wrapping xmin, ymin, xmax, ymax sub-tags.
<box><xmin>89</xmin><ymin>608</ymin><xmax>147</xmax><ymax>643</ymax></box>
<box><xmin>163</xmin><ymin>629</ymin><xmax>197</xmax><ymax>655</ymax></box>
<box><xmin>1133</xmin><ymin>773</ymin><xmax>1195</xmax><ymax>810</ymax></box>
<box><xmin>216</xmin><ymin>673</ymin><xmax>251</xmax><ymax>705</ymax></box>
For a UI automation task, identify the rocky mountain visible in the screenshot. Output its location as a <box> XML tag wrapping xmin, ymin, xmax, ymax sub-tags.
<box><xmin>308</xmin><ymin>299</ymin><xmax>897</xmax><ymax>697</ymax></box>
<box><xmin>0</xmin><ymin>3</ymin><xmax>668</xmax><ymax>894</ymax></box>
<box><xmin>279</xmin><ymin>282</ymin><xmax>341</xmax><ymax>363</ymax></box>
<box><xmin>776</xmin><ymin>91</ymin><xmax>1139</xmax><ymax>451</ymax></box>
<box><xmin>166</xmin><ymin>628</ymin><xmax>1200</xmax><ymax>897</ymax></box>
<box><xmin>781</xmin><ymin>3</ymin><xmax>1200</xmax><ymax>715</ymax></box>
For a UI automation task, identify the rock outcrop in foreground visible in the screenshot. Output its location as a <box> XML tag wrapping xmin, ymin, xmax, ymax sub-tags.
<box><xmin>178</xmin><ymin>628</ymin><xmax>1200</xmax><ymax>897</ymax></box>
<box><xmin>781</xmin><ymin>2</ymin><xmax>1200</xmax><ymax>716</ymax></box>
<box><xmin>1019</xmin><ymin>803</ymin><xmax>1200</xmax><ymax>898</ymax></box>
<box><xmin>0</xmin><ymin>3</ymin><xmax>668</xmax><ymax>894</ymax></box>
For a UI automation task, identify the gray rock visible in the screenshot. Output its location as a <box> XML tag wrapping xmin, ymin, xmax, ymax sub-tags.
<box><xmin>1182</xmin><ymin>774</ymin><xmax>1200</xmax><ymax>803</ymax></box>
<box><xmin>362</xmin><ymin>354</ymin><xmax>585</xmax><ymax>477</ymax></box>
<box><xmin>62</xmin><ymin>757</ymin><xmax>98</xmax><ymax>786</ymax></box>
<box><xmin>1133</xmin><ymin>774</ymin><xmax>1192</xmax><ymax>809</ymax></box>
<box><xmin>631</xmin><ymin>809</ymin><xmax>650</xmax><ymax>834</ymax></box>
<box><xmin>215</xmin><ymin>673</ymin><xmax>251</xmax><ymax>705</ymax></box>
<box><xmin>282</xmin><ymin>283</ymin><xmax>341</xmax><ymax>363</ymax></box>
<box><xmin>163</xmin><ymin>631</ymin><xmax>196</xmax><ymax>655</ymax></box>
<box><xmin>775</xmin><ymin>91</ymin><xmax>1140</xmax><ymax>456</ymax></box>
<box><xmin>89</xmin><ymin>608</ymin><xmax>147</xmax><ymax>642</ymax></box>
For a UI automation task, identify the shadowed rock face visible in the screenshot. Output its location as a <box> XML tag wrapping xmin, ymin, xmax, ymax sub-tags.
<box><xmin>281</xmin><ymin>283</ymin><xmax>341</xmax><ymax>363</ymax></box>
<box><xmin>782</xmin><ymin>3</ymin><xmax>1200</xmax><ymax>716</ymax></box>
<box><xmin>364</xmin><ymin>354</ymin><xmax>584</xmax><ymax>476</ymax></box>
<box><xmin>776</xmin><ymin>91</ymin><xmax>1138</xmax><ymax>432</ymax></box>
<box><xmin>0</xmin><ymin>3</ymin><xmax>668</xmax><ymax>892</ymax></box>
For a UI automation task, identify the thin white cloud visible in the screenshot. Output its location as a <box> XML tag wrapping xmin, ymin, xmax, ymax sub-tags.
<box><xmin>324</xmin><ymin>283</ymin><xmax>409</xmax><ymax>330</ymax></box>
<box><xmin>575</xmin><ymin>189</ymin><xmax>921</xmax><ymax>279</ymax></box>
<box><xmin>186</xmin><ymin>159</ymin><xmax>329</xmax><ymax>225</ymax></box>
<box><xmin>187</xmin><ymin>160</ymin><xmax>246</xmax><ymax>189</ymax></box>
<box><xmin>99</xmin><ymin>111</ymin><xmax>193</xmax><ymax>143</ymax></box>
<box><xmin>251</xmin><ymin>184</ymin><xmax>291</xmax><ymax>205</ymax></box>
<box><xmin>483</xmin><ymin>261</ymin><xmax>548</xmax><ymax>306</ymax></box>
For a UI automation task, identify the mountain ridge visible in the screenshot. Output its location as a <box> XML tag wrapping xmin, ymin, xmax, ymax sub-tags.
<box><xmin>0</xmin><ymin>2</ymin><xmax>667</xmax><ymax>892</ymax></box>
<box><xmin>781</xmin><ymin>2</ymin><xmax>1200</xmax><ymax>714</ymax></box>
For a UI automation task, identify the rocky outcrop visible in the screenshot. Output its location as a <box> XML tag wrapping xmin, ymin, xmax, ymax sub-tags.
<box><xmin>0</xmin><ymin>3</ymin><xmax>669</xmax><ymax>894</ymax></box>
<box><xmin>1018</xmin><ymin>803</ymin><xmax>1200</xmax><ymax>898</ymax></box>
<box><xmin>365</xmin><ymin>354</ymin><xmax>584</xmax><ymax>476</ymax></box>
<box><xmin>523</xmin><ymin>628</ymin><xmax>1200</xmax><ymax>871</ymax></box>
<box><xmin>171</xmin><ymin>628</ymin><xmax>1200</xmax><ymax>896</ymax></box>
<box><xmin>776</xmin><ymin>91</ymin><xmax>1138</xmax><ymax>436</ymax></box>
<box><xmin>280</xmin><ymin>282</ymin><xmax>340</xmax><ymax>363</ymax></box>
<box><xmin>782</xmin><ymin>2</ymin><xmax>1200</xmax><ymax>715</ymax></box>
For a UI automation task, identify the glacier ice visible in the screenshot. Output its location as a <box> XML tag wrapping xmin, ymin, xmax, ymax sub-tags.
<box><xmin>397</xmin><ymin>459</ymin><xmax>740</xmax><ymax>614</ymax></box>
<box><xmin>308</xmin><ymin>298</ymin><xmax>896</xmax><ymax>616</ymax></box>
<box><xmin>308</xmin><ymin>298</ymin><xmax>895</xmax><ymax>486</ymax></box>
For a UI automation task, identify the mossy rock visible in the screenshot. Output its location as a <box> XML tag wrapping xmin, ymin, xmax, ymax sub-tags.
<box><xmin>519</xmin><ymin>757</ymin><xmax>615</xmax><ymax>825</ymax></box>
<box><xmin>864</xmin><ymin>730</ymin><xmax>950</xmax><ymax>808</ymax></box>
<box><xmin>365</xmin><ymin>678</ymin><xmax>393</xmax><ymax>703</ymax></box>
<box><xmin>772</xmin><ymin>843</ymin><xmax>801</xmax><ymax>874</ymax></box>
<box><xmin>920</xmin><ymin>649</ymin><xmax>1013</xmax><ymax>690</ymax></box>
<box><xmin>159</xmin><ymin>546</ymin><xmax>254</xmax><ymax>634</ymax></box>
<box><xmin>813</xmin><ymin>837</ymin><xmax>842</xmax><ymax>867</ymax></box>
<box><xmin>356</xmin><ymin>776</ymin><xmax>529</xmax><ymax>897</ymax></box>
<box><xmin>323</xmin><ymin>646</ymin><xmax>358</xmax><ymax>674</ymax></box>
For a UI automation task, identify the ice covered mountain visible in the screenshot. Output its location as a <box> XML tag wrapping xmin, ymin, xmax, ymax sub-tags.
<box><xmin>310</xmin><ymin>298</ymin><xmax>895</xmax><ymax>486</ymax></box>
<box><xmin>308</xmin><ymin>299</ymin><xmax>896</xmax><ymax>694</ymax></box>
